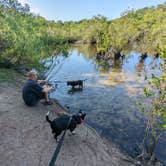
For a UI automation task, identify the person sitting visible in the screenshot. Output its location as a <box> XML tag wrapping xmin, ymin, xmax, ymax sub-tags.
<box><xmin>22</xmin><ymin>69</ymin><xmax>53</xmax><ymax>106</ymax></box>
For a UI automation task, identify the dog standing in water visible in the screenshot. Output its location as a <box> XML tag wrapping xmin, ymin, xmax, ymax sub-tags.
<box><xmin>67</xmin><ymin>80</ymin><xmax>83</xmax><ymax>89</ymax></box>
<box><xmin>46</xmin><ymin>111</ymin><xmax>86</xmax><ymax>140</ymax></box>
<box><xmin>67</xmin><ymin>79</ymin><xmax>87</xmax><ymax>89</ymax></box>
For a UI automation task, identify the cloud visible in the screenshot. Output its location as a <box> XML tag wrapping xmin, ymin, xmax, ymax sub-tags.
<box><xmin>30</xmin><ymin>7</ymin><xmax>40</xmax><ymax>14</ymax></box>
<box><xmin>18</xmin><ymin>0</ymin><xmax>28</xmax><ymax>6</ymax></box>
<box><xmin>18</xmin><ymin>0</ymin><xmax>40</xmax><ymax>14</ymax></box>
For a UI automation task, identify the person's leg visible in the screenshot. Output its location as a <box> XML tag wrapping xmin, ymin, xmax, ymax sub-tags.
<box><xmin>44</xmin><ymin>91</ymin><xmax>50</xmax><ymax>102</ymax></box>
<box><xmin>42</xmin><ymin>91</ymin><xmax>53</xmax><ymax>105</ymax></box>
<box><xmin>41</xmin><ymin>86</ymin><xmax>53</xmax><ymax>105</ymax></box>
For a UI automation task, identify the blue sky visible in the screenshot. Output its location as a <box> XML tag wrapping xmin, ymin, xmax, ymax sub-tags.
<box><xmin>18</xmin><ymin>0</ymin><xmax>166</xmax><ymax>21</ymax></box>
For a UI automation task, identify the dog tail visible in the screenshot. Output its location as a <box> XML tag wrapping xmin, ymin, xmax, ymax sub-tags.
<box><xmin>46</xmin><ymin>111</ymin><xmax>52</xmax><ymax>124</ymax></box>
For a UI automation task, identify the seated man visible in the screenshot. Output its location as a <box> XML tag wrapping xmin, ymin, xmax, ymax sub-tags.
<box><xmin>22</xmin><ymin>70</ymin><xmax>53</xmax><ymax>106</ymax></box>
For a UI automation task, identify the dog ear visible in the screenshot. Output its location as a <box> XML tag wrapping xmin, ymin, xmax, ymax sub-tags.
<box><xmin>79</xmin><ymin>109</ymin><xmax>82</xmax><ymax>113</ymax></box>
<box><xmin>82</xmin><ymin>113</ymin><xmax>86</xmax><ymax>119</ymax></box>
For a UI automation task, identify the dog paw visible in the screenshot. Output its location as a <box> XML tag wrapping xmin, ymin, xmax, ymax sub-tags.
<box><xmin>54</xmin><ymin>135</ymin><xmax>59</xmax><ymax>142</ymax></box>
<box><xmin>68</xmin><ymin>131</ymin><xmax>76</xmax><ymax>136</ymax></box>
<box><xmin>71</xmin><ymin>131</ymin><xmax>76</xmax><ymax>135</ymax></box>
<box><xmin>56</xmin><ymin>138</ymin><xmax>60</xmax><ymax>142</ymax></box>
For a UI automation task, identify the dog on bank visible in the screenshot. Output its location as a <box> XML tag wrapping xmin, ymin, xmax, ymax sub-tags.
<box><xmin>46</xmin><ymin>111</ymin><xmax>86</xmax><ymax>140</ymax></box>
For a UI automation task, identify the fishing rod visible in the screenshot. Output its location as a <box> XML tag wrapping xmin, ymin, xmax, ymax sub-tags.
<box><xmin>46</xmin><ymin>58</ymin><xmax>67</xmax><ymax>81</ymax></box>
<box><xmin>47</xmin><ymin>78</ymin><xmax>87</xmax><ymax>85</ymax></box>
<box><xmin>48</xmin><ymin>80</ymin><xmax>67</xmax><ymax>84</ymax></box>
<box><xmin>46</xmin><ymin>81</ymin><xmax>66</xmax><ymax>89</ymax></box>
<box><xmin>46</xmin><ymin>79</ymin><xmax>87</xmax><ymax>90</ymax></box>
<box><xmin>46</xmin><ymin>52</ymin><xmax>72</xmax><ymax>82</ymax></box>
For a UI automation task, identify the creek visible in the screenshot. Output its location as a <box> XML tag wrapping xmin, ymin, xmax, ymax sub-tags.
<box><xmin>44</xmin><ymin>45</ymin><xmax>166</xmax><ymax>165</ymax></box>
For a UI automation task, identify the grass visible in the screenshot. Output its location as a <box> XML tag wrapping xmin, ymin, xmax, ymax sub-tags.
<box><xmin>0</xmin><ymin>68</ymin><xmax>20</xmax><ymax>83</ymax></box>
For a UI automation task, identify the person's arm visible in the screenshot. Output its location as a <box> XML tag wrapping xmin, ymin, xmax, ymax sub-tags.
<box><xmin>42</xmin><ymin>86</ymin><xmax>54</xmax><ymax>93</ymax></box>
<box><xmin>29</xmin><ymin>81</ymin><xmax>43</xmax><ymax>98</ymax></box>
<box><xmin>37</xmin><ymin>80</ymin><xmax>47</xmax><ymax>84</ymax></box>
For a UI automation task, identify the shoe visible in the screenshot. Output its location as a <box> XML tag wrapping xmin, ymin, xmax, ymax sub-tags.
<box><xmin>71</xmin><ymin>131</ymin><xmax>76</xmax><ymax>135</ymax></box>
<box><xmin>43</xmin><ymin>101</ymin><xmax>53</xmax><ymax>105</ymax></box>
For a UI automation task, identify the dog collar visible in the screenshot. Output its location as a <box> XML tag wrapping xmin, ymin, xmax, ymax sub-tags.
<box><xmin>80</xmin><ymin>117</ymin><xmax>83</xmax><ymax>123</ymax></box>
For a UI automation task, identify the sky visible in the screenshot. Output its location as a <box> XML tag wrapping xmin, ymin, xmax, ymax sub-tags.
<box><xmin>18</xmin><ymin>0</ymin><xmax>166</xmax><ymax>21</ymax></box>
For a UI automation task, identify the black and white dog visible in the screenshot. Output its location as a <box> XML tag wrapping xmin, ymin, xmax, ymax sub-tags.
<box><xmin>46</xmin><ymin>111</ymin><xmax>86</xmax><ymax>140</ymax></box>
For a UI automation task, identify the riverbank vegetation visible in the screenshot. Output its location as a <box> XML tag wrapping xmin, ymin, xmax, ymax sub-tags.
<box><xmin>136</xmin><ymin>49</ymin><xmax>166</xmax><ymax>164</ymax></box>
<box><xmin>0</xmin><ymin>67</ymin><xmax>24</xmax><ymax>84</ymax></box>
<box><xmin>0</xmin><ymin>0</ymin><xmax>166</xmax><ymax>69</ymax></box>
<box><xmin>0</xmin><ymin>0</ymin><xmax>69</xmax><ymax>70</ymax></box>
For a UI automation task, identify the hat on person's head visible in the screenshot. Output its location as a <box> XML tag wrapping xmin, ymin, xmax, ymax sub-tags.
<box><xmin>27</xmin><ymin>69</ymin><xmax>38</xmax><ymax>77</ymax></box>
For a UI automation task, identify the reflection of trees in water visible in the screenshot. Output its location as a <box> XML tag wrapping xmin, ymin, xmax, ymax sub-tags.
<box><xmin>96</xmin><ymin>59</ymin><xmax>111</xmax><ymax>73</ymax></box>
<box><xmin>113</xmin><ymin>58</ymin><xmax>123</xmax><ymax>71</ymax></box>
<box><xmin>73</xmin><ymin>45</ymin><xmax>97</xmax><ymax>60</ymax></box>
<box><xmin>136</xmin><ymin>54</ymin><xmax>161</xmax><ymax>77</ymax></box>
<box><xmin>148</xmin><ymin>56</ymin><xmax>162</xmax><ymax>71</ymax></box>
<box><xmin>68</xmin><ymin>87</ymin><xmax>83</xmax><ymax>94</ymax></box>
<box><xmin>71</xmin><ymin>45</ymin><xmax>127</xmax><ymax>73</ymax></box>
<box><xmin>95</xmin><ymin>56</ymin><xmax>124</xmax><ymax>73</ymax></box>
<box><xmin>136</xmin><ymin>58</ymin><xmax>146</xmax><ymax>77</ymax></box>
<box><xmin>48</xmin><ymin>45</ymin><xmax>162</xmax><ymax>77</ymax></box>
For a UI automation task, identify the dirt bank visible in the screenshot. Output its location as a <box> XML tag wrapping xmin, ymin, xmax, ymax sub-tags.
<box><xmin>0</xmin><ymin>80</ymin><xmax>136</xmax><ymax>166</ymax></box>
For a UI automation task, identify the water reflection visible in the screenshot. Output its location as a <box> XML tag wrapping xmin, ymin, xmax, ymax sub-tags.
<box><xmin>68</xmin><ymin>87</ymin><xmax>83</xmax><ymax>94</ymax></box>
<box><xmin>136</xmin><ymin>55</ymin><xmax>147</xmax><ymax>76</ymax></box>
<box><xmin>45</xmin><ymin>46</ymin><xmax>165</xmax><ymax>164</ymax></box>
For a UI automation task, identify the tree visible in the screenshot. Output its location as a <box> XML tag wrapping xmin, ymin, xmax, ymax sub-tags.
<box><xmin>137</xmin><ymin>48</ymin><xmax>166</xmax><ymax>164</ymax></box>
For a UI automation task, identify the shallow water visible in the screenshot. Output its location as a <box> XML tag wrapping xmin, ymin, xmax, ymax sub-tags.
<box><xmin>45</xmin><ymin>46</ymin><xmax>166</xmax><ymax>164</ymax></box>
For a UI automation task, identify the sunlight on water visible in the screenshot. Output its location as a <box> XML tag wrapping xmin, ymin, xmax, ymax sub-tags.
<box><xmin>99</xmin><ymin>72</ymin><xmax>134</xmax><ymax>86</ymax></box>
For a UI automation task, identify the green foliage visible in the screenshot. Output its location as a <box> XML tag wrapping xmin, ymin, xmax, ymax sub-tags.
<box><xmin>143</xmin><ymin>87</ymin><xmax>152</xmax><ymax>97</ymax></box>
<box><xmin>1</xmin><ymin>0</ymin><xmax>166</xmax><ymax>69</ymax></box>
<box><xmin>139</xmin><ymin>48</ymin><xmax>166</xmax><ymax>160</ymax></box>
<box><xmin>0</xmin><ymin>0</ymin><xmax>69</xmax><ymax>69</ymax></box>
<box><xmin>96</xmin><ymin>3</ymin><xmax>166</xmax><ymax>54</ymax></box>
<box><xmin>0</xmin><ymin>68</ymin><xmax>19</xmax><ymax>82</ymax></box>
